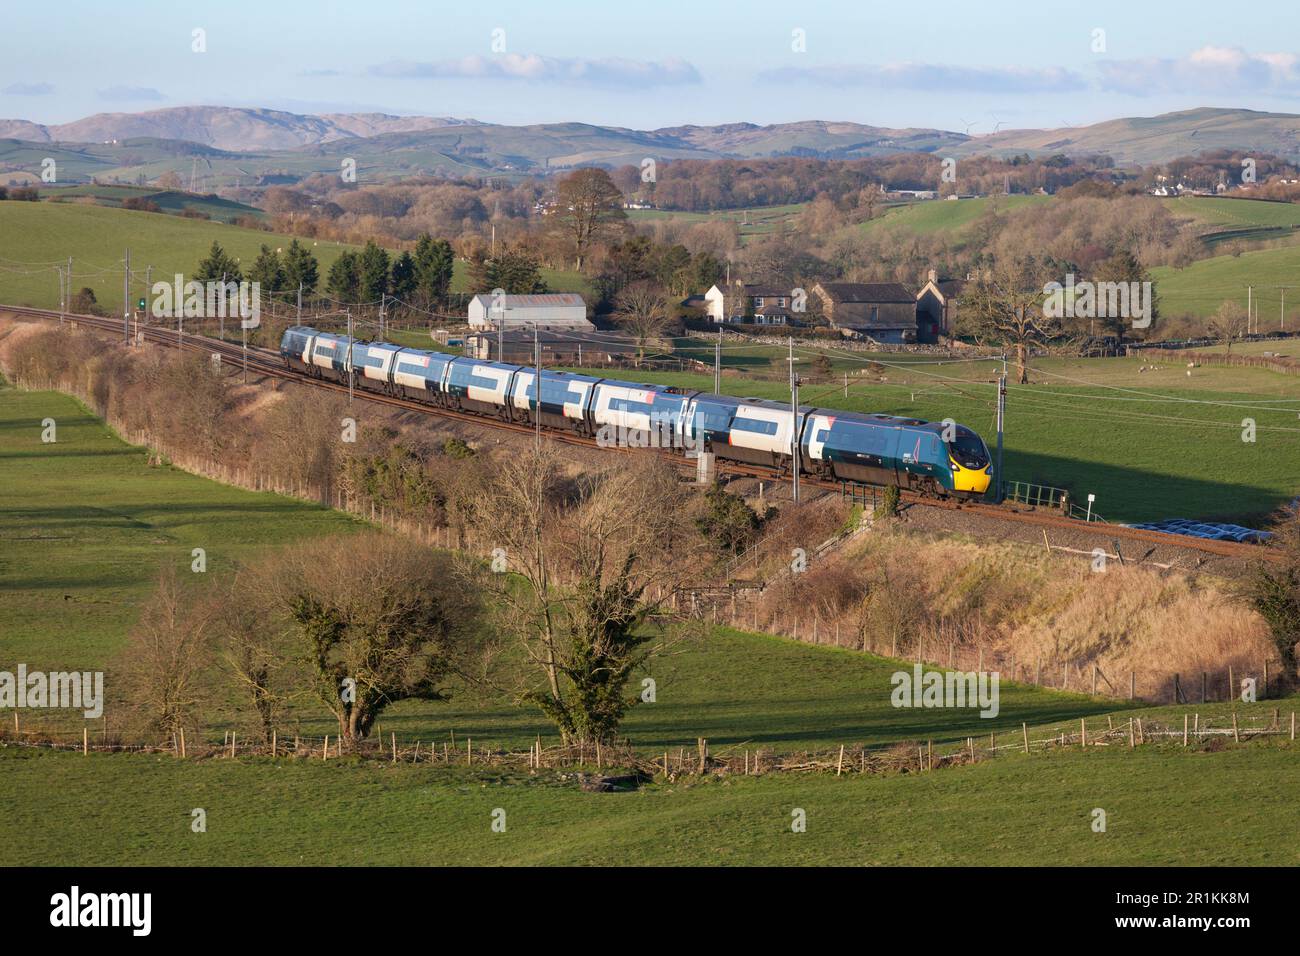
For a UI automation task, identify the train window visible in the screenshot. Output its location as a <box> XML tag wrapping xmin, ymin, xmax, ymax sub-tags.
<box><xmin>731</xmin><ymin>418</ymin><xmax>779</xmax><ymax>436</ymax></box>
<box><xmin>949</xmin><ymin>432</ymin><xmax>988</xmax><ymax>466</ymax></box>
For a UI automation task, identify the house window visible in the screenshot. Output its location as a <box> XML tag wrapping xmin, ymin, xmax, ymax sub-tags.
<box><xmin>753</xmin><ymin>297</ymin><xmax>764</xmax><ymax>307</ymax></box>
<box><xmin>870</xmin><ymin>306</ymin><xmax>879</xmax><ymax>323</ymax></box>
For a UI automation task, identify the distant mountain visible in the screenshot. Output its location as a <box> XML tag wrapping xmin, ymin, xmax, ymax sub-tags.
<box><xmin>655</xmin><ymin>120</ymin><xmax>967</xmax><ymax>158</ymax></box>
<box><xmin>956</xmin><ymin>107</ymin><xmax>1300</xmax><ymax>165</ymax></box>
<box><xmin>0</xmin><ymin>106</ymin><xmax>476</xmax><ymax>151</ymax></box>
<box><xmin>2</xmin><ymin>106</ymin><xmax>1299</xmax><ymax>187</ymax></box>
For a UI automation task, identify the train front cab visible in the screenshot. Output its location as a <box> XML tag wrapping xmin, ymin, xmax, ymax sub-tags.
<box><xmin>946</xmin><ymin>426</ymin><xmax>992</xmax><ymax>496</ymax></box>
<box><xmin>279</xmin><ymin>326</ymin><xmax>316</xmax><ymax>373</ymax></box>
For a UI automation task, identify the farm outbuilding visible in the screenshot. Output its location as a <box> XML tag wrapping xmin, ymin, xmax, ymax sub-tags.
<box><xmin>464</xmin><ymin>329</ymin><xmax>638</xmax><ymax>365</ymax></box>
<box><xmin>467</xmin><ymin>293</ymin><xmax>592</xmax><ymax>330</ymax></box>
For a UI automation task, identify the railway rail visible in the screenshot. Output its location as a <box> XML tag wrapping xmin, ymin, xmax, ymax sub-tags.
<box><xmin>4</xmin><ymin>304</ymin><xmax>1281</xmax><ymax>565</ymax></box>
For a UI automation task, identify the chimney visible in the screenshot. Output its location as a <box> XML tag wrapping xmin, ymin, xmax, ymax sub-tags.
<box><xmin>927</xmin><ymin>269</ymin><xmax>937</xmax><ymax>284</ymax></box>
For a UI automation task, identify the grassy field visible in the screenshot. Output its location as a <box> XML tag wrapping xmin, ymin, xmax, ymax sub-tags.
<box><xmin>44</xmin><ymin>184</ymin><xmax>267</xmax><ymax>224</ymax></box>
<box><xmin>1153</xmin><ymin>244</ymin><xmax>1300</xmax><ymax>322</ymax></box>
<box><xmin>3</xmin><ymin>743</ymin><xmax>1297</xmax><ymax>865</ymax></box>
<box><xmin>1166</xmin><ymin>195</ymin><xmax>1300</xmax><ymax>232</ymax></box>
<box><xmin>0</xmin><ymin>201</ymin><xmax>589</xmax><ymax>315</ymax></box>
<box><xmin>0</xmin><ymin>384</ymin><xmax>359</xmax><ymax>669</ymax></box>
<box><xmin>0</xmin><ymin>381</ymin><xmax>1118</xmax><ymax>749</ymax></box>
<box><xmin>856</xmin><ymin>194</ymin><xmax>1048</xmax><ymax>237</ymax></box>
<box><xmin>4</xmin><ymin>378</ymin><xmax>1298</xmax><ymax>866</ymax></box>
<box><xmin>578</xmin><ymin>346</ymin><xmax>1300</xmax><ymax>523</ymax></box>
<box><xmin>628</xmin><ymin>202</ymin><xmax>807</xmax><ymax>243</ymax></box>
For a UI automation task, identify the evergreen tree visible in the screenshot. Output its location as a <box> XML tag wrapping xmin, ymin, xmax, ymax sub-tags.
<box><xmin>326</xmin><ymin>251</ymin><xmax>361</xmax><ymax>303</ymax></box>
<box><xmin>248</xmin><ymin>245</ymin><xmax>286</xmax><ymax>294</ymax></box>
<box><xmin>390</xmin><ymin>251</ymin><xmax>417</xmax><ymax>303</ymax></box>
<box><xmin>412</xmin><ymin>234</ymin><xmax>454</xmax><ymax>304</ymax></box>
<box><xmin>470</xmin><ymin>245</ymin><xmax>546</xmax><ymax>295</ymax></box>
<box><xmin>194</xmin><ymin>241</ymin><xmax>242</xmax><ymax>283</ymax></box>
<box><xmin>358</xmin><ymin>240</ymin><xmax>390</xmax><ymax>302</ymax></box>
<box><xmin>282</xmin><ymin>239</ymin><xmax>319</xmax><ymax>296</ymax></box>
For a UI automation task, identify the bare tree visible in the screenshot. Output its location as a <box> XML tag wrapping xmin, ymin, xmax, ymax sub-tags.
<box><xmin>115</xmin><ymin>567</ymin><xmax>217</xmax><ymax>741</ymax></box>
<box><xmin>613</xmin><ymin>281</ymin><xmax>669</xmax><ymax>367</ymax></box>
<box><xmin>213</xmin><ymin>568</ymin><xmax>300</xmax><ymax>744</ymax></box>
<box><xmin>958</xmin><ymin>258</ymin><xmax>1060</xmax><ymax>383</ymax></box>
<box><xmin>266</xmin><ymin>532</ymin><xmax>482</xmax><ymax>744</ymax></box>
<box><xmin>456</xmin><ymin>445</ymin><xmax>704</xmax><ymax>744</ymax></box>
<box><xmin>555</xmin><ymin>168</ymin><xmax>627</xmax><ymax>271</ymax></box>
<box><xmin>1207</xmin><ymin>300</ymin><xmax>1249</xmax><ymax>354</ymax></box>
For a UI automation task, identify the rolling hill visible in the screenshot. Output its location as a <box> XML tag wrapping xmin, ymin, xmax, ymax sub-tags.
<box><xmin>959</xmin><ymin>107</ymin><xmax>1300</xmax><ymax>166</ymax></box>
<box><xmin>5</xmin><ymin>106</ymin><xmax>1300</xmax><ymax>189</ymax></box>
<box><xmin>0</xmin><ymin>106</ymin><xmax>477</xmax><ymax>151</ymax></box>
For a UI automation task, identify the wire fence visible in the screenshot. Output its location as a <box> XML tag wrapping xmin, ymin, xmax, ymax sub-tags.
<box><xmin>4</xmin><ymin>709</ymin><xmax>1295</xmax><ymax>781</ymax></box>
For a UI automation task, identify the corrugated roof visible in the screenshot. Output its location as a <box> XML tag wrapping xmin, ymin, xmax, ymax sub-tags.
<box><xmin>470</xmin><ymin>293</ymin><xmax>586</xmax><ymax>308</ymax></box>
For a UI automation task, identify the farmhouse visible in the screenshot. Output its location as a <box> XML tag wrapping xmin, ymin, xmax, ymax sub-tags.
<box><xmin>703</xmin><ymin>282</ymin><xmax>795</xmax><ymax>325</ymax></box>
<box><xmin>811</xmin><ymin>282</ymin><xmax>919</xmax><ymax>343</ymax></box>
<box><xmin>467</xmin><ymin>293</ymin><xmax>592</xmax><ymax>330</ymax></box>
<box><xmin>914</xmin><ymin>269</ymin><xmax>966</xmax><ymax>341</ymax></box>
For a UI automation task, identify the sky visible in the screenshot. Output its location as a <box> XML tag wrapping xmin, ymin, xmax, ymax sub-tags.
<box><xmin>3</xmin><ymin>0</ymin><xmax>1300</xmax><ymax>133</ymax></box>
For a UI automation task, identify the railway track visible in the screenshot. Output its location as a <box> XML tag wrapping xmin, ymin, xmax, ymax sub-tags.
<box><xmin>5</xmin><ymin>305</ymin><xmax>1281</xmax><ymax>565</ymax></box>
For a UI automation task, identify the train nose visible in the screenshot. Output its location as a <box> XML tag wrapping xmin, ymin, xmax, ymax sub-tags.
<box><xmin>952</xmin><ymin>464</ymin><xmax>991</xmax><ymax>494</ymax></box>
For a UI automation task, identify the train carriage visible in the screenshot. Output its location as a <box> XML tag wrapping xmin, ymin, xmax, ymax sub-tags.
<box><xmin>308</xmin><ymin>332</ymin><xmax>352</xmax><ymax>382</ymax></box>
<box><xmin>445</xmin><ymin>358</ymin><xmax>517</xmax><ymax>417</ymax></box>
<box><xmin>724</xmin><ymin>398</ymin><xmax>811</xmax><ymax>471</ymax></box>
<box><xmin>390</xmin><ymin>348</ymin><xmax>455</xmax><ymax>403</ymax></box>
<box><xmin>509</xmin><ymin>369</ymin><xmax>602</xmax><ymax>432</ymax></box>
<box><xmin>590</xmin><ymin>380</ymin><xmax>692</xmax><ymax>448</ymax></box>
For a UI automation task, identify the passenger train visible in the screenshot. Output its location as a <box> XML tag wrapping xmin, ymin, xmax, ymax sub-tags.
<box><xmin>280</xmin><ymin>326</ymin><xmax>993</xmax><ymax>497</ymax></box>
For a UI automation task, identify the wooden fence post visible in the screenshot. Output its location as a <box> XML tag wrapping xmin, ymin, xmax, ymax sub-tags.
<box><xmin>1080</xmin><ymin>718</ymin><xmax>1087</xmax><ymax>748</ymax></box>
<box><xmin>1022</xmin><ymin>723</ymin><xmax>1029</xmax><ymax>753</ymax></box>
<box><xmin>83</xmin><ymin>727</ymin><xmax>88</xmax><ymax>756</ymax></box>
<box><xmin>1183</xmin><ymin>714</ymin><xmax>1189</xmax><ymax>746</ymax></box>
<box><xmin>836</xmin><ymin>744</ymin><xmax>844</xmax><ymax>777</ymax></box>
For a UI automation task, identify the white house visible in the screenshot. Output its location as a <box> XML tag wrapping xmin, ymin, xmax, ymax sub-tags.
<box><xmin>703</xmin><ymin>283</ymin><xmax>793</xmax><ymax>325</ymax></box>
<box><xmin>467</xmin><ymin>293</ymin><xmax>592</xmax><ymax>330</ymax></box>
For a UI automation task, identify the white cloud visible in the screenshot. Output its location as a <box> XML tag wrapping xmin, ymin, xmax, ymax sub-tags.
<box><xmin>370</xmin><ymin>54</ymin><xmax>701</xmax><ymax>88</ymax></box>
<box><xmin>759</xmin><ymin>63</ymin><xmax>1087</xmax><ymax>94</ymax></box>
<box><xmin>3</xmin><ymin>82</ymin><xmax>54</xmax><ymax>96</ymax></box>
<box><xmin>1098</xmin><ymin>46</ymin><xmax>1300</xmax><ymax>96</ymax></box>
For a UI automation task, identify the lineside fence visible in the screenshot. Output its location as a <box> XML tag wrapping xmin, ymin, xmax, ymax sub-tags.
<box><xmin>3</xmin><ymin>709</ymin><xmax>1295</xmax><ymax>781</ymax></box>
